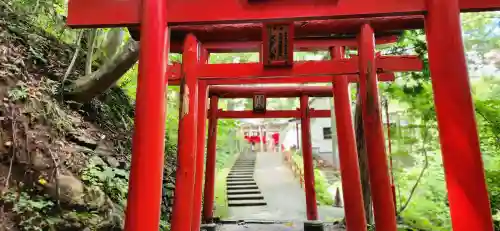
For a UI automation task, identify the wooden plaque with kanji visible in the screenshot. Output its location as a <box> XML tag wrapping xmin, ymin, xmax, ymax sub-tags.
<box><xmin>262</xmin><ymin>22</ymin><xmax>294</xmax><ymax>67</ymax></box>
<box><xmin>253</xmin><ymin>94</ymin><xmax>267</xmax><ymax>113</ymax></box>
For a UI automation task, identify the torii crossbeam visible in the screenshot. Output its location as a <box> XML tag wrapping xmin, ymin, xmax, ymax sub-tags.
<box><xmin>166</xmin><ymin>55</ymin><xmax>420</xmax><ymax>85</ymax></box>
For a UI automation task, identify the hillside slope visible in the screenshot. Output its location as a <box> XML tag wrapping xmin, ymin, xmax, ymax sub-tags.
<box><xmin>0</xmin><ymin>6</ymin><xmax>176</xmax><ymax>231</ymax></box>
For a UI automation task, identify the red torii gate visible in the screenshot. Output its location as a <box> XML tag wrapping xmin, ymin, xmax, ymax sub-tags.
<box><xmin>66</xmin><ymin>0</ymin><xmax>500</xmax><ymax>231</ymax></box>
<box><xmin>202</xmin><ymin>85</ymin><xmax>371</xmax><ymax>231</ymax></box>
<box><xmin>166</xmin><ymin>36</ymin><xmax>418</xmax><ymax>230</ymax></box>
<box><xmin>175</xmin><ymin>37</ymin><xmax>418</xmax><ymax>231</ymax></box>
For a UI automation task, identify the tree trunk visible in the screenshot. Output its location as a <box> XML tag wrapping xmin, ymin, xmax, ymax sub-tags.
<box><xmin>65</xmin><ymin>40</ymin><xmax>139</xmax><ymax>103</ymax></box>
<box><xmin>354</xmin><ymin>84</ymin><xmax>374</xmax><ymax>224</ymax></box>
<box><xmin>102</xmin><ymin>28</ymin><xmax>124</xmax><ymax>60</ymax></box>
<box><xmin>85</xmin><ymin>29</ymin><xmax>97</xmax><ymax>75</ymax></box>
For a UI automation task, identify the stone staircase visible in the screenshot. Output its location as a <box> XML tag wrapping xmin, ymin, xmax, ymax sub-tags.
<box><xmin>227</xmin><ymin>153</ymin><xmax>267</xmax><ymax>207</ymax></box>
<box><xmin>318</xmin><ymin>167</ymin><xmax>339</xmax><ymax>185</ymax></box>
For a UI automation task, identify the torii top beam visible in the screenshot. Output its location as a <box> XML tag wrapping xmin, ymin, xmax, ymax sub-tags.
<box><xmin>124</xmin><ymin>19</ymin><xmax>407</xmax><ymax>53</ymax></box>
<box><xmin>68</xmin><ymin>0</ymin><xmax>499</xmax><ymax>28</ymax></box>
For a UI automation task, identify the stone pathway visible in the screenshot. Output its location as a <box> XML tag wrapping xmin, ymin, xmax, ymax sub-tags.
<box><xmin>226</xmin><ymin>152</ymin><xmax>345</xmax><ymax>222</ymax></box>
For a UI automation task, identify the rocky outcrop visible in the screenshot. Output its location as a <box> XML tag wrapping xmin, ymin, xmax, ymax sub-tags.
<box><xmin>45</xmin><ymin>174</ymin><xmax>85</xmax><ymax>207</ymax></box>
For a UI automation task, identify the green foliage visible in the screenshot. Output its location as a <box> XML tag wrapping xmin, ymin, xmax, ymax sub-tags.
<box><xmin>395</xmin><ymin>151</ymin><xmax>451</xmax><ymax>230</ymax></box>
<box><xmin>486</xmin><ymin>169</ymin><xmax>500</xmax><ymax>215</ymax></box>
<box><xmin>8</xmin><ymin>81</ymin><xmax>29</xmax><ymax>101</ymax></box>
<box><xmin>81</xmin><ymin>157</ymin><xmax>129</xmax><ymax>205</ymax></box>
<box><xmin>3</xmin><ymin>189</ymin><xmax>108</xmax><ymax>231</ymax></box>
<box><xmin>90</xmin><ymin>87</ymin><xmax>135</xmax><ymax>135</ymax></box>
<box><xmin>314</xmin><ymin>170</ymin><xmax>334</xmax><ymax>205</ymax></box>
<box><xmin>2</xmin><ymin>190</ymin><xmax>61</xmax><ymax>231</ymax></box>
<box><xmin>461</xmin><ymin>12</ymin><xmax>500</xmax><ymax>73</ymax></box>
<box><xmin>3</xmin><ymin>0</ymin><xmax>78</xmax><ymax>43</ymax></box>
<box><xmin>291</xmin><ymin>152</ymin><xmax>334</xmax><ymax>205</ymax></box>
<box><xmin>159</xmin><ymin>219</ymin><xmax>171</xmax><ymax>231</ymax></box>
<box><xmin>476</xmin><ymin>99</ymin><xmax>500</xmax><ymax>153</ymax></box>
<box><xmin>216</xmin><ymin>120</ymin><xmax>243</xmax><ymax>164</ymax></box>
<box><xmin>213</xmin><ymin>153</ymin><xmax>240</xmax><ymax>219</ymax></box>
<box><xmin>209</xmin><ymin>53</ymin><xmax>259</xmax><ymax>64</ymax></box>
<box><xmin>379</xmin><ymin>13</ymin><xmax>500</xmax><ymax>230</ymax></box>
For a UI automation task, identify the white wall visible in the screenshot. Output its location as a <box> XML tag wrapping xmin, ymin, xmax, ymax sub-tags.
<box><xmin>280</xmin><ymin>122</ymin><xmax>300</xmax><ymax>150</ymax></box>
<box><xmin>310</xmin><ymin>97</ymin><xmax>338</xmax><ymax>167</ymax></box>
<box><xmin>310</xmin><ymin>118</ymin><xmax>333</xmax><ymax>153</ymax></box>
<box><xmin>278</xmin><ymin>97</ymin><xmax>340</xmax><ymax>167</ymax></box>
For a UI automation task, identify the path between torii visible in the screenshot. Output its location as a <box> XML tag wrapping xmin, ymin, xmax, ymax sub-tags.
<box><xmin>222</xmin><ymin>152</ymin><xmax>345</xmax><ymax>231</ymax></box>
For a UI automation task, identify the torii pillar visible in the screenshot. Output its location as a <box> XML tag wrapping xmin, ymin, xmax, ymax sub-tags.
<box><xmin>358</xmin><ymin>24</ymin><xmax>397</xmax><ymax>231</ymax></box>
<box><xmin>331</xmin><ymin>46</ymin><xmax>367</xmax><ymax>231</ymax></box>
<box><xmin>171</xmin><ymin>34</ymin><xmax>200</xmax><ymax>231</ymax></box>
<box><xmin>202</xmin><ymin>96</ymin><xmax>220</xmax><ymax>224</ymax></box>
<box><xmin>191</xmin><ymin>50</ymin><xmax>210</xmax><ymax>231</ymax></box>
<box><xmin>426</xmin><ymin>0</ymin><xmax>493</xmax><ymax>230</ymax></box>
<box><xmin>300</xmin><ymin>95</ymin><xmax>319</xmax><ymax>222</ymax></box>
<box><xmin>123</xmin><ymin>0</ymin><xmax>168</xmax><ymax>230</ymax></box>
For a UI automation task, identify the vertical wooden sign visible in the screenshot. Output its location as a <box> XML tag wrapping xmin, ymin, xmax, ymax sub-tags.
<box><xmin>253</xmin><ymin>94</ymin><xmax>267</xmax><ymax>113</ymax></box>
<box><xmin>262</xmin><ymin>22</ymin><xmax>294</xmax><ymax>67</ymax></box>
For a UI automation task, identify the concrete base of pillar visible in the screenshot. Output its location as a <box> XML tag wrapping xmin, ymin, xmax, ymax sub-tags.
<box><xmin>304</xmin><ymin>221</ymin><xmax>324</xmax><ymax>231</ymax></box>
<box><xmin>200</xmin><ymin>223</ymin><xmax>216</xmax><ymax>231</ymax></box>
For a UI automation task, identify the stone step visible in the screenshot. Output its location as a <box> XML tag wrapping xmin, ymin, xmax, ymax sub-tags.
<box><xmin>227</xmin><ymin>178</ymin><xmax>254</xmax><ymax>182</ymax></box>
<box><xmin>227</xmin><ymin>179</ymin><xmax>254</xmax><ymax>182</ymax></box>
<box><xmin>230</xmin><ymin>170</ymin><xmax>253</xmax><ymax>173</ymax></box>
<box><xmin>228</xmin><ymin>200</ymin><xmax>267</xmax><ymax>207</ymax></box>
<box><xmin>228</xmin><ymin>175</ymin><xmax>254</xmax><ymax>178</ymax></box>
<box><xmin>227</xmin><ymin>189</ymin><xmax>261</xmax><ymax>195</ymax></box>
<box><xmin>232</xmin><ymin>165</ymin><xmax>255</xmax><ymax>168</ymax></box>
<box><xmin>227</xmin><ymin>185</ymin><xmax>258</xmax><ymax>190</ymax></box>
<box><xmin>227</xmin><ymin>181</ymin><xmax>256</xmax><ymax>186</ymax></box>
<box><xmin>227</xmin><ymin>194</ymin><xmax>264</xmax><ymax>200</ymax></box>
<box><xmin>228</xmin><ymin>173</ymin><xmax>253</xmax><ymax>176</ymax></box>
<box><xmin>227</xmin><ymin>174</ymin><xmax>253</xmax><ymax>178</ymax></box>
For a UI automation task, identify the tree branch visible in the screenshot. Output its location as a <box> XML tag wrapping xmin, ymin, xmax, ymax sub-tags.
<box><xmin>64</xmin><ymin>40</ymin><xmax>139</xmax><ymax>102</ymax></box>
<box><xmin>85</xmin><ymin>29</ymin><xmax>97</xmax><ymax>75</ymax></box>
<box><xmin>476</xmin><ymin>108</ymin><xmax>500</xmax><ymax>143</ymax></box>
<box><xmin>49</xmin><ymin>149</ymin><xmax>61</xmax><ymax>209</ymax></box>
<box><xmin>61</xmin><ymin>30</ymin><xmax>84</xmax><ymax>96</ymax></box>
<box><xmin>397</xmin><ymin>125</ymin><xmax>429</xmax><ymax>215</ymax></box>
